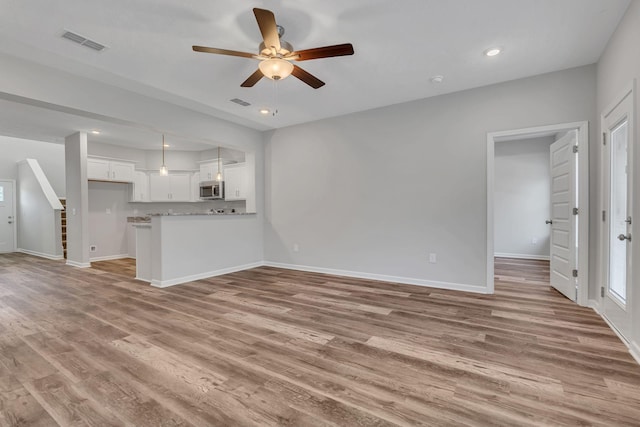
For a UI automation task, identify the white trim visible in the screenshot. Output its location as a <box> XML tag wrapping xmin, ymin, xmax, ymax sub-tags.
<box><xmin>631</xmin><ymin>341</ymin><xmax>640</xmax><ymax>366</ymax></box>
<box><xmin>150</xmin><ymin>261</ymin><xmax>264</xmax><ymax>288</ymax></box>
<box><xmin>587</xmin><ymin>302</ymin><xmax>640</xmax><ymax>366</ymax></box>
<box><xmin>494</xmin><ymin>253</ymin><xmax>550</xmax><ymax>261</ymax></box>
<box><xmin>17</xmin><ymin>248</ymin><xmax>64</xmax><ymax>261</ymax></box>
<box><xmin>588</xmin><ymin>299</ymin><xmax>601</xmax><ymax>313</ymax></box>
<box><xmin>65</xmin><ymin>260</ymin><xmax>91</xmax><ymax>268</ymax></box>
<box><xmin>264</xmin><ymin>261</ymin><xmax>489</xmax><ymax>294</ymax></box>
<box><xmin>487</xmin><ymin>121</ymin><xmax>590</xmax><ymax>305</ymax></box>
<box><xmin>89</xmin><ymin>254</ymin><xmax>130</xmax><ymax>262</ymax></box>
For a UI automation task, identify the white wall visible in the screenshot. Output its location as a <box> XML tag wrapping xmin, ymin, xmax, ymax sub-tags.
<box><xmin>0</xmin><ymin>135</ymin><xmax>65</xmax><ymax>196</ymax></box>
<box><xmin>150</xmin><ymin>215</ymin><xmax>263</xmax><ymax>286</ymax></box>
<box><xmin>264</xmin><ymin>65</ymin><xmax>596</xmax><ymax>292</ymax></box>
<box><xmin>596</xmin><ymin>0</ymin><xmax>640</xmax><ymax>354</ymax></box>
<box><xmin>65</xmin><ymin>132</ymin><xmax>90</xmax><ymax>267</ymax></box>
<box><xmin>16</xmin><ymin>160</ymin><xmax>62</xmax><ymax>259</ymax></box>
<box><xmin>494</xmin><ymin>137</ymin><xmax>553</xmax><ymax>259</ymax></box>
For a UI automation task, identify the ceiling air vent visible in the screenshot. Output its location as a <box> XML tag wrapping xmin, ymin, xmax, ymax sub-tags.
<box><xmin>230</xmin><ymin>98</ymin><xmax>251</xmax><ymax>107</ymax></box>
<box><xmin>61</xmin><ymin>30</ymin><xmax>107</xmax><ymax>52</ymax></box>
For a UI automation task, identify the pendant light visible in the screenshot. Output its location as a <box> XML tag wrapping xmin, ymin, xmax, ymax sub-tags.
<box><xmin>216</xmin><ymin>146</ymin><xmax>222</xmax><ymax>181</ymax></box>
<box><xmin>159</xmin><ymin>134</ymin><xmax>169</xmax><ymax>176</ymax></box>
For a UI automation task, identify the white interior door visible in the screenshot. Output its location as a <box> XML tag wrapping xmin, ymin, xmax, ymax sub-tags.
<box><xmin>0</xmin><ymin>180</ymin><xmax>16</xmax><ymax>253</ymax></box>
<box><xmin>602</xmin><ymin>90</ymin><xmax>634</xmax><ymax>340</ymax></box>
<box><xmin>549</xmin><ymin>132</ymin><xmax>578</xmax><ymax>301</ymax></box>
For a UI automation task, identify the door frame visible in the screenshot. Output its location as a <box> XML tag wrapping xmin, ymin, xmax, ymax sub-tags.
<box><xmin>0</xmin><ymin>179</ymin><xmax>17</xmax><ymax>253</ymax></box>
<box><xmin>598</xmin><ymin>80</ymin><xmax>636</xmax><ymax>340</ymax></box>
<box><xmin>486</xmin><ymin>121</ymin><xmax>590</xmax><ymax>305</ymax></box>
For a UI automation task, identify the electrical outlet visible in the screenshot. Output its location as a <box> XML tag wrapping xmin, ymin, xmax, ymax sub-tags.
<box><xmin>531</xmin><ymin>237</ymin><xmax>538</xmax><ymax>244</ymax></box>
<box><xmin>293</xmin><ymin>243</ymin><xmax>299</xmax><ymax>253</ymax></box>
<box><xmin>106</xmin><ymin>208</ymin><xmax>111</xmax><ymax>214</ymax></box>
<box><xmin>90</xmin><ymin>245</ymin><xmax>97</xmax><ymax>252</ymax></box>
<box><xmin>429</xmin><ymin>253</ymin><xmax>437</xmax><ymax>263</ymax></box>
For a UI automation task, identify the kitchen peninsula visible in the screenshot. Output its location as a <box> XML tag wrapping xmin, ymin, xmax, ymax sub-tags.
<box><xmin>134</xmin><ymin>212</ymin><xmax>262</xmax><ymax>287</ymax></box>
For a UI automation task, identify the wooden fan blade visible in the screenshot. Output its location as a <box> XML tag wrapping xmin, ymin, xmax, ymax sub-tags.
<box><xmin>291</xmin><ymin>65</ymin><xmax>325</xmax><ymax>89</ymax></box>
<box><xmin>253</xmin><ymin>8</ymin><xmax>281</xmax><ymax>52</ymax></box>
<box><xmin>192</xmin><ymin>46</ymin><xmax>257</xmax><ymax>59</ymax></box>
<box><xmin>287</xmin><ymin>43</ymin><xmax>354</xmax><ymax>61</ymax></box>
<box><xmin>241</xmin><ymin>69</ymin><xmax>264</xmax><ymax>87</ymax></box>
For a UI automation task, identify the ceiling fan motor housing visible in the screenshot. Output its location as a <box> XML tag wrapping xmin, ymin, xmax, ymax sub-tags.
<box><xmin>259</xmin><ymin>40</ymin><xmax>293</xmax><ymax>57</ymax></box>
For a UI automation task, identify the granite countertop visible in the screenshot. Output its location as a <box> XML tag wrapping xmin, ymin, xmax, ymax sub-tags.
<box><xmin>146</xmin><ymin>212</ymin><xmax>255</xmax><ymax>217</ymax></box>
<box><xmin>127</xmin><ymin>216</ymin><xmax>151</xmax><ymax>223</ymax></box>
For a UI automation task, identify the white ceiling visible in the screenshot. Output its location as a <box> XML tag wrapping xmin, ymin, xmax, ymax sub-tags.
<box><xmin>0</xmin><ymin>0</ymin><xmax>631</xmax><ymax>149</ymax></box>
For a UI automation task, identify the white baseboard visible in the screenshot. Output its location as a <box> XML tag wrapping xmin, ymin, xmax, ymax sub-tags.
<box><xmin>89</xmin><ymin>254</ymin><xmax>130</xmax><ymax>262</ymax></box>
<box><xmin>151</xmin><ymin>261</ymin><xmax>264</xmax><ymax>288</ymax></box>
<box><xmin>65</xmin><ymin>260</ymin><xmax>91</xmax><ymax>268</ymax></box>
<box><xmin>17</xmin><ymin>248</ymin><xmax>64</xmax><ymax>261</ymax></box>
<box><xmin>263</xmin><ymin>261</ymin><xmax>489</xmax><ymax>294</ymax></box>
<box><xmin>630</xmin><ymin>341</ymin><xmax>640</xmax><ymax>366</ymax></box>
<box><xmin>589</xmin><ymin>302</ymin><xmax>639</xmax><ymax>366</ymax></box>
<box><xmin>494</xmin><ymin>252</ymin><xmax>550</xmax><ymax>261</ymax></box>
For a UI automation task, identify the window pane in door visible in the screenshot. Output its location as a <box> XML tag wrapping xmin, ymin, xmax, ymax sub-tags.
<box><xmin>609</xmin><ymin>119</ymin><xmax>628</xmax><ymax>302</ymax></box>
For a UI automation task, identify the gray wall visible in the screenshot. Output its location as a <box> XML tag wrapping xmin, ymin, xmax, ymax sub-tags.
<box><xmin>0</xmin><ymin>135</ymin><xmax>65</xmax><ymax>196</ymax></box>
<box><xmin>495</xmin><ymin>137</ymin><xmax>553</xmax><ymax>259</ymax></box>
<box><xmin>264</xmin><ymin>65</ymin><xmax>596</xmax><ymax>291</ymax></box>
<box><xmin>88</xmin><ymin>181</ymin><xmax>131</xmax><ymax>259</ymax></box>
<box><xmin>596</xmin><ymin>0</ymin><xmax>640</xmax><ymax>351</ymax></box>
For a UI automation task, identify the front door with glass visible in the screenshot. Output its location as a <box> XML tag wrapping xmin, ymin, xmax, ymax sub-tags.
<box><xmin>602</xmin><ymin>89</ymin><xmax>634</xmax><ymax>340</ymax></box>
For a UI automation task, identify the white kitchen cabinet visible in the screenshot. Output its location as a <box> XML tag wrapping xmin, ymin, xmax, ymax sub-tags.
<box><xmin>149</xmin><ymin>172</ymin><xmax>192</xmax><ymax>202</ymax></box>
<box><xmin>87</xmin><ymin>158</ymin><xmax>135</xmax><ymax>183</ymax></box>
<box><xmin>131</xmin><ymin>171</ymin><xmax>149</xmax><ymax>202</ymax></box>
<box><xmin>223</xmin><ymin>163</ymin><xmax>247</xmax><ymax>201</ymax></box>
<box><xmin>199</xmin><ymin>160</ymin><xmax>221</xmax><ymax>182</ymax></box>
<box><xmin>191</xmin><ymin>172</ymin><xmax>201</xmax><ymax>202</ymax></box>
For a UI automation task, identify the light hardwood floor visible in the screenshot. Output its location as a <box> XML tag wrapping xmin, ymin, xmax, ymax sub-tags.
<box><xmin>1</xmin><ymin>253</ymin><xmax>639</xmax><ymax>426</ymax></box>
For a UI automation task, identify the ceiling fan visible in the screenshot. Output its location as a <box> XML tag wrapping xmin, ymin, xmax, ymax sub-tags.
<box><xmin>192</xmin><ymin>8</ymin><xmax>354</xmax><ymax>89</ymax></box>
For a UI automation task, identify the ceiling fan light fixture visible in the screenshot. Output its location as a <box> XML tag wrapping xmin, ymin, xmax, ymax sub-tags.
<box><xmin>259</xmin><ymin>58</ymin><xmax>294</xmax><ymax>80</ymax></box>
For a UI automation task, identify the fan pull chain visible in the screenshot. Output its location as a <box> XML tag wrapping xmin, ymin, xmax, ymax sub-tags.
<box><xmin>272</xmin><ymin>79</ymin><xmax>279</xmax><ymax>116</ymax></box>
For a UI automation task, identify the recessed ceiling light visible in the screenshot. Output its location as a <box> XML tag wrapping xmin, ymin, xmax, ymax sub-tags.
<box><xmin>91</xmin><ymin>130</ymin><xmax>100</xmax><ymax>134</ymax></box>
<box><xmin>484</xmin><ymin>47</ymin><xmax>502</xmax><ymax>57</ymax></box>
<box><xmin>259</xmin><ymin>108</ymin><xmax>270</xmax><ymax>115</ymax></box>
<box><xmin>430</xmin><ymin>75</ymin><xmax>444</xmax><ymax>84</ymax></box>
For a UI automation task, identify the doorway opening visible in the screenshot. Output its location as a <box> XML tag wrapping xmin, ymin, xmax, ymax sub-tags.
<box><xmin>487</xmin><ymin>122</ymin><xmax>589</xmax><ymax>305</ymax></box>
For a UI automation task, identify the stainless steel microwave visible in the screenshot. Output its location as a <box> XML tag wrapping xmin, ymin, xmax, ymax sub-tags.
<box><xmin>199</xmin><ymin>181</ymin><xmax>224</xmax><ymax>200</ymax></box>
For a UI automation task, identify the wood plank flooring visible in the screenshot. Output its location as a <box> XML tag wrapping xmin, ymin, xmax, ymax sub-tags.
<box><xmin>1</xmin><ymin>253</ymin><xmax>639</xmax><ymax>426</ymax></box>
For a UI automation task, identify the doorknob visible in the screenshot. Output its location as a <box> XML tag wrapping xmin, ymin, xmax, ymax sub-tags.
<box><xmin>545</xmin><ymin>220</ymin><xmax>553</xmax><ymax>224</ymax></box>
<box><xmin>618</xmin><ymin>233</ymin><xmax>632</xmax><ymax>242</ymax></box>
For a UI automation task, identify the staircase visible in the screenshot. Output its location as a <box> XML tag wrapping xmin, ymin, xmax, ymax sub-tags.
<box><xmin>60</xmin><ymin>198</ymin><xmax>67</xmax><ymax>259</ymax></box>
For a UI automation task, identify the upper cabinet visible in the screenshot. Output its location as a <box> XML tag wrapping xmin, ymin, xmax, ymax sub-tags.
<box><xmin>130</xmin><ymin>171</ymin><xmax>149</xmax><ymax>202</ymax></box>
<box><xmin>148</xmin><ymin>172</ymin><xmax>192</xmax><ymax>202</ymax></box>
<box><xmin>199</xmin><ymin>160</ymin><xmax>221</xmax><ymax>182</ymax></box>
<box><xmin>87</xmin><ymin>158</ymin><xmax>135</xmax><ymax>183</ymax></box>
<box><xmin>223</xmin><ymin>163</ymin><xmax>247</xmax><ymax>201</ymax></box>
